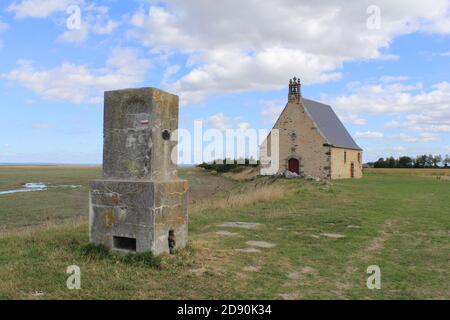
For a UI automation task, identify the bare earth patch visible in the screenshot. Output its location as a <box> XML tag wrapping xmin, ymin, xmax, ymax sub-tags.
<box><xmin>335</xmin><ymin>219</ymin><xmax>400</xmax><ymax>297</ymax></box>
<box><xmin>278</xmin><ymin>292</ymin><xmax>303</xmax><ymax>300</ymax></box>
<box><xmin>190</xmin><ymin>238</ymin><xmax>238</xmax><ymax>276</ymax></box>
<box><xmin>320</xmin><ymin>233</ymin><xmax>346</xmax><ymax>239</ymax></box>
<box><xmin>287</xmin><ymin>267</ymin><xmax>318</xmax><ymax>281</ymax></box>
<box><xmin>219</xmin><ymin>222</ymin><xmax>260</xmax><ymax>229</ymax></box>
<box><xmin>235</xmin><ymin>248</ymin><xmax>262</xmax><ymax>253</ymax></box>
<box><xmin>243</xmin><ymin>266</ymin><xmax>261</xmax><ymax>272</ymax></box>
<box><xmin>189</xmin><ymin>268</ymin><xmax>207</xmax><ymax>276</ymax></box>
<box><xmin>300</xmin><ymin>266</ymin><xmax>317</xmax><ymax>274</ymax></box>
<box><xmin>31</xmin><ymin>291</ymin><xmax>45</xmax><ymax>297</ymax></box>
<box><xmin>216</xmin><ymin>230</ymin><xmax>239</xmax><ymax>236</ymax></box>
<box><xmin>185</xmin><ymin>170</ymin><xmax>236</xmax><ymax>203</ymax></box>
<box><xmin>245</xmin><ymin>241</ymin><xmax>276</xmax><ymax>248</ymax></box>
<box><xmin>363</xmin><ymin>219</ymin><xmax>399</xmax><ymax>258</ymax></box>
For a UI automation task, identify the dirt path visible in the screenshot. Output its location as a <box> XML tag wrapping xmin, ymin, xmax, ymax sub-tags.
<box><xmin>360</xmin><ymin>219</ymin><xmax>399</xmax><ymax>261</ymax></box>
<box><xmin>178</xmin><ymin>167</ymin><xmax>237</xmax><ymax>203</ymax></box>
<box><xmin>334</xmin><ymin>219</ymin><xmax>400</xmax><ymax>297</ymax></box>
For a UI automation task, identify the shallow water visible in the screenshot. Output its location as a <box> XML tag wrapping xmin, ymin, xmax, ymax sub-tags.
<box><xmin>0</xmin><ymin>183</ymin><xmax>82</xmax><ymax>195</ymax></box>
<box><xmin>0</xmin><ymin>182</ymin><xmax>48</xmax><ymax>195</ymax></box>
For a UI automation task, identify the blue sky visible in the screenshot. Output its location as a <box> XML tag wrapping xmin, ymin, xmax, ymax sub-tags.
<box><xmin>0</xmin><ymin>0</ymin><xmax>449</xmax><ymax>164</ymax></box>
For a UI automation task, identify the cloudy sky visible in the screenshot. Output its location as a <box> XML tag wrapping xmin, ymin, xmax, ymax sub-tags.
<box><xmin>0</xmin><ymin>0</ymin><xmax>449</xmax><ymax>164</ymax></box>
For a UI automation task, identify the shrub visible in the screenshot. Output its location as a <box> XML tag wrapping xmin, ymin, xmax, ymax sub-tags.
<box><xmin>197</xmin><ymin>158</ymin><xmax>259</xmax><ymax>173</ymax></box>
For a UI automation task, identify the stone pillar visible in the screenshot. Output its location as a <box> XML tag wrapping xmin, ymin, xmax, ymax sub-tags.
<box><xmin>89</xmin><ymin>88</ymin><xmax>188</xmax><ymax>255</ymax></box>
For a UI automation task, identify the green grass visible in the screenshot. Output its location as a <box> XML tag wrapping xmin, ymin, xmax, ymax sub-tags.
<box><xmin>78</xmin><ymin>243</ymin><xmax>162</xmax><ymax>268</ymax></box>
<box><xmin>0</xmin><ymin>167</ymin><xmax>448</xmax><ymax>299</ymax></box>
<box><xmin>0</xmin><ymin>166</ymin><xmax>220</xmax><ymax>228</ymax></box>
<box><xmin>0</xmin><ymin>166</ymin><xmax>101</xmax><ymax>228</ymax></box>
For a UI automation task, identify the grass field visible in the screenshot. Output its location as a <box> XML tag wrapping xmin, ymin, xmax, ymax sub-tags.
<box><xmin>0</xmin><ymin>166</ymin><xmax>448</xmax><ymax>299</ymax></box>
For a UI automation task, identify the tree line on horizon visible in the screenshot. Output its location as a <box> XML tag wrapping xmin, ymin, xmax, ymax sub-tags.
<box><xmin>197</xmin><ymin>158</ymin><xmax>260</xmax><ymax>173</ymax></box>
<box><xmin>367</xmin><ymin>154</ymin><xmax>450</xmax><ymax>168</ymax></box>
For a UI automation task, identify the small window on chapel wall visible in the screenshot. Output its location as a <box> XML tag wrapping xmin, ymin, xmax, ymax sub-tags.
<box><xmin>358</xmin><ymin>153</ymin><xmax>361</xmax><ymax>163</ymax></box>
<box><xmin>344</xmin><ymin>151</ymin><xmax>347</xmax><ymax>163</ymax></box>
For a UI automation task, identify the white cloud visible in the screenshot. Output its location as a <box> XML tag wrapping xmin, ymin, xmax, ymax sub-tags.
<box><xmin>355</xmin><ymin>131</ymin><xmax>384</xmax><ymax>138</ymax></box>
<box><xmin>58</xmin><ymin>23</ymin><xmax>89</xmax><ymax>43</ymax></box>
<box><xmin>338</xmin><ymin>114</ymin><xmax>367</xmax><ymax>125</ymax></box>
<box><xmin>93</xmin><ymin>19</ymin><xmax>119</xmax><ymax>35</ymax></box>
<box><xmin>393</xmin><ymin>146</ymin><xmax>407</xmax><ymax>152</ymax></box>
<box><xmin>130</xmin><ymin>0</ymin><xmax>450</xmax><ymax>104</ymax></box>
<box><xmin>329</xmin><ymin>80</ymin><xmax>450</xmax><ymax>139</ymax></box>
<box><xmin>202</xmin><ymin>113</ymin><xmax>250</xmax><ymax>131</ymax></box>
<box><xmin>161</xmin><ymin>64</ymin><xmax>181</xmax><ymax>86</ymax></box>
<box><xmin>3</xmin><ymin>48</ymin><xmax>151</xmax><ymax>104</ymax></box>
<box><xmin>8</xmin><ymin>1</ymin><xmax>118</xmax><ymax>43</ymax></box>
<box><xmin>437</xmin><ymin>51</ymin><xmax>450</xmax><ymax>56</ymax></box>
<box><xmin>85</xmin><ymin>4</ymin><xmax>119</xmax><ymax>34</ymax></box>
<box><xmin>380</xmin><ymin>75</ymin><xmax>409</xmax><ymax>83</ymax></box>
<box><xmin>261</xmin><ymin>106</ymin><xmax>284</xmax><ymax>124</ymax></box>
<box><xmin>32</xmin><ymin>123</ymin><xmax>53</xmax><ymax>129</ymax></box>
<box><xmin>384</xmin><ymin>120</ymin><xmax>401</xmax><ymax>128</ymax></box>
<box><xmin>350</xmin><ymin>117</ymin><xmax>367</xmax><ymax>126</ymax></box>
<box><xmin>203</xmin><ymin>113</ymin><xmax>232</xmax><ymax>131</ymax></box>
<box><xmin>7</xmin><ymin>0</ymin><xmax>76</xmax><ymax>18</ymax></box>
<box><xmin>327</xmin><ymin>78</ymin><xmax>450</xmax><ymax>147</ymax></box>
<box><xmin>59</xmin><ymin>4</ymin><xmax>120</xmax><ymax>44</ymax></box>
<box><xmin>397</xmin><ymin>132</ymin><xmax>438</xmax><ymax>143</ymax></box>
<box><xmin>237</xmin><ymin>122</ymin><xmax>251</xmax><ymax>130</ymax></box>
<box><xmin>260</xmin><ymin>99</ymin><xmax>284</xmax><ymax>124</ymax></box>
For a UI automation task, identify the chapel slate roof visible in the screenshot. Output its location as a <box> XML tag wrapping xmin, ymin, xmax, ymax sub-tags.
<box><xmin>302</xmin><ymin>98</ymin><xmax>362</xmax><ymax>151</ymax></box>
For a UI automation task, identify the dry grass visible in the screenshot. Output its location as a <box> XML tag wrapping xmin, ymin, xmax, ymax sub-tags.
<box><xmin>222</xmin><ymin>167</ymin><xmax>259</xmax><ymax>181</ymax></box>
<box><xmin>192</xmin><ymin>180</ymin><xmax>291</xmax><ymax>212</ymax></box>
<box><xmin>0</xmin><ymin>216</ymin><xmax>87</xmax><ymax>236</ymax></box>
<box><xmin>0</xmin><ymin>167</ymin><xmax>449</xmax><ymax>299</ymax></box>
<box><xmin>365</xmin><ymin>168</ymin><xmax>450</xmax><ymax>176</ymax></box>
<box><xmin>0</xmin><ymin>165</ymin><xmax>100</xmax><ymax>170</ymax></box>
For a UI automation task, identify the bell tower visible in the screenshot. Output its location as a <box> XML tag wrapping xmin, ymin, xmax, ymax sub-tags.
<box><xmin>288</xmin><ymin>77</ymin><xmax>301</xmax><ymax>102</ymax></box>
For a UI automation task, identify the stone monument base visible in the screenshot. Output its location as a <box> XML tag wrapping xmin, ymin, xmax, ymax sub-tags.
<box><xmin>89</xmin><ymin>179</ymin><xmax>188</xmax><ymax>255</ymax></box>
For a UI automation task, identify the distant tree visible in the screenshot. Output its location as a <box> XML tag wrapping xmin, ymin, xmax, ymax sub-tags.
<box><xmin>432</xmin><ymin>155</ymin><xmax>442</xmax><ymax>167</ymax></box>
<box><xmin>414</xmin><ymin>155</ymin><xmax>427</xmax><ymax>168</ymax></box>
<box><xmin>386</xmin><ymin>156</ymin><xmax>397</xmax><ymax>168</ymax></box>
<box><xmin>374</xmin><ymin>158</ymin><xmax>386</xmax><ymax>168</ymax></box>
<box><xmin>398</xmin><ymin>156</ymin><xmax>413</xmax><ymax>168</ymax></box>
<box><xmin>197</xmin><ymin>158</ymin><xmax>259</xmax><ymax>173</ymax></box>
<box><xmin>425</xmin><ymin>154</ymin><xmax>435</xmax><ymax>167</ymax></box>
<box><xmin>444</xmin><ymin>155</ymin><xmax>450</xmax><ymax>168</ymax></box>
<box><xmin>365</xmin><ymin>162</ymin><xmax>375</xmax><ymax>168</ymax></box>
<box><xmin>373</xmin><ymin>154</ymin><xmax>446</xmax><ymax>169</ymax></box>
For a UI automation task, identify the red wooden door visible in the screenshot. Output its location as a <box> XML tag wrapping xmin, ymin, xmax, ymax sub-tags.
<box><xmin>288</xmin><ymin>158</ymin><xmax>300</xmax><ymax>174</ymax></box>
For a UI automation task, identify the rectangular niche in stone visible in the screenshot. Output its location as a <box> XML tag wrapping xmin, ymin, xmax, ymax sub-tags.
<box><xmin>89</xmin><ymin>87</ymin><xmax>189</xmax><ymax>255</ymax></box>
